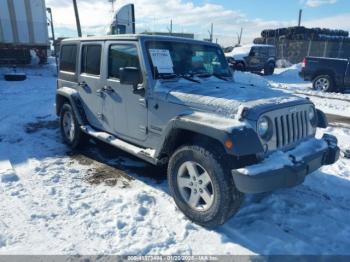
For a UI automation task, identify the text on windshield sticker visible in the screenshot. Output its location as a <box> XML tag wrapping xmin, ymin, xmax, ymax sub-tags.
<box><xmin>149</xmin><ymin>49</ymin><xmax>174</xmax><ymax>74</ymax></box>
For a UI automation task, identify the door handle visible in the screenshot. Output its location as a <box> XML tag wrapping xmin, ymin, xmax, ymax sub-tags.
<box><xmin>103</xmin><ymin>85</ymin><xmax>115</xmax><ymax>93</ymax></box>
<box><xmin>78</xmin><ymin>81</ymin><xmax>87</xmax><ymax>88</ymax></box>
<box><xmin>96</xmin><ymin>88</ymin><xmax>104</xmax><ymax>96</ymax></box>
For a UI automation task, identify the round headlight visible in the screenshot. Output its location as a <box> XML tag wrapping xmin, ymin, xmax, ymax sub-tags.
<box><xmin>308</xmin><ymin>106</ymin><xmax>316</xmax><ymax>121</ymax></box>
<box><xmin>257</xmin><ymin>116</ymin><xmax>271</xmax><ymax>139</ymax></box>
<box><xmin>308</xmin><ymin>106</ymin><xmax>317</xmax><ymax>127</ymax></box>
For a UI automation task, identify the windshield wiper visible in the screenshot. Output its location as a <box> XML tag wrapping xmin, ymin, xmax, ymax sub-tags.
<box><xmin>180</xmin><ymin>74</ymin><xmax>200</xmax><ymax>83</ymax></box>
<box><xmin>194</xmin><ymin>73</ymin><xmax>230</xmax><ymax>82</ymax></box>
<box><xmin>157</xmin><ymin>73</ymin><xmax>178</xmax><ymax>80</ymax></box>
<box><xmin>158</xmin><ymin>73</ymin><xmax>200</xmax><ymax>83</ymax></box>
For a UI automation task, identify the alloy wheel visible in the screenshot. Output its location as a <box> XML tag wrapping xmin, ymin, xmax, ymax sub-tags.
<box><xmin>177</xmin><ymin>161</ymin><xmax>214</xmax><ymax>211</ymax></box>
<box><xmin>315</xmin><ymin>77</ymin><xmax>330</xmax><ymax>91</ymax></box>
<box><xmin>62</xmin><ymin>111</ymin><xmax>75</xmax><ymax>142</ymax></box>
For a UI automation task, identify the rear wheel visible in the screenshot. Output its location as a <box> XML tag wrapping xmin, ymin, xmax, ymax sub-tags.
<box><xmin>59</xmin><ymin>103</ymin><xmax>87</xmax><ymax>149</ymax></box>
<box><xmin>235</xmin><ymin>62</ymin><xmax>245</xmax><ymax>71</ymax></box>
<box><xmin>313</xmin><ymin>75</ymin><xmax>335</xmax><ymax>92</ymax></box>
<box><xmin>264</xmin><ymin>62</ymin><xmax>275</xmax><ymax>75</ymax></box>
<box><xmin>168</xmin><ymin>145</ymin><xmax>243</xmax><ymax>227</ymax></box>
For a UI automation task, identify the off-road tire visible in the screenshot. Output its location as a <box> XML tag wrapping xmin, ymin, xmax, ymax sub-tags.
<box><xmin>59</xmin><ymin>103</ymin><xmax>87</xmax><ymax>149</ymax></box>
<box><xmin>312</xmin><ymin>75</ymin><xmax>335</xmax><ymax>92</ymax></box>
<box><xmin>235</xmin><ymin>62</ymin><xmax>246</xmax><ymax>72</ymax></box>
<box><xmin>264</xmin><ymin>62</ymin><xmax>275</xmax><ymax>75</ymax></box>
<box><xmin>168</xmin><ymin>145</ymin><xmax>243</xmax><ymax>227</ymax></box>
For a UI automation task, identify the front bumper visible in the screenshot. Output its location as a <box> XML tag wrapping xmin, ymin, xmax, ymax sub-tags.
<box><xmin>232</xmin><ymin>134</ymin><xmax>340</xmax><ymax>194</ymax></box>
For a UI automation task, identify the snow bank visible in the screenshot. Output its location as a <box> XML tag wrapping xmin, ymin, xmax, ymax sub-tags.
<box><xmin>234</xmin><ymin>71</ymin><xmax>272</xmax><ymax>88</ymax></box>
<box><xmin>261</xmin><ymin>64</ymin><xmax>350</xmax><ymax>117</ymax></box>
<box><xmin>276</xmin><ymin>59</ymin><xmax>292</xmax><ymax>68</ymax></box>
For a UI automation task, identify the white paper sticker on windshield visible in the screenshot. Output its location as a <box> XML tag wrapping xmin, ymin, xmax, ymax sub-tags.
<box><xmin>149</xmin><ymin>49</ymin><xmax>174</xmax><ymax>74</ymax></box>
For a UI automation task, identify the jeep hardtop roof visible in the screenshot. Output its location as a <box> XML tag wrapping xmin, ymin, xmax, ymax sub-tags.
<box><xmin>61</xmin><ymin>34</ymin><xmax>219</xmax><ymax>47</ymax></box>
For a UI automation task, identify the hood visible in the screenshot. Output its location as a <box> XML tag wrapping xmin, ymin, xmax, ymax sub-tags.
<box><xmin>164</xmin><ymin>80</ymin><xmax>307</xmax><ymax>119</ymax></box>
<box><xmin>225</xmin><ymin>45</ymin><xmax>251</xmax><ymax>60</ymax></box>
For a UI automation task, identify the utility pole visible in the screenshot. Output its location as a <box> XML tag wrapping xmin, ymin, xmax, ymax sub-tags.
<box><xmin>47</xmin><ymin>7</ymin><xmax>58</xmax><ymax>71</ymax></box>
<box><xmin>167</xmin><ymin>19</ymin><xmax>173</xmax><ymax>35</ymax></box>
<box><xmin>208</xmin><ymin>23</ymin><xmax>213</xmax><ymax>42</ymax></box>
<box><xmin>237</xmin><ymin>27</ymin><xmax>243</xmax><ymax>45</ymax></box>
<box><xmin>109</xmin><ymin>0</ymin><xmax>116</xmax><ymax>13</ymax></box>
<box><xmin>298</xmin><ymin>9</ymin><xmax>303</xmax><ymax>27</ymax></box>
<box><xmin>46</xmin><ymin>8</ymin><xmax>55</xmax><ymax>46</ymax></box>
<box><xmin>72</xmin><ymin>0</ymin><xmax>82</xmax><ymax>37</ymax></box>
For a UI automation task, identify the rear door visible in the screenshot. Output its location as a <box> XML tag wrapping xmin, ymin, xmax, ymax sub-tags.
<box><xmin>246</xmin><ymin>47</ymin><xmax>260</xmax><ymax>69</ymax></box>
<box><xmin>78</xmin><ymin>42</ymin><xmax>104</xmax><ymax>130</ymax></box>
<box><xmin>257</xmin><ymin>47</ymin><xmax>268</xmax><ymax>67</ymax></box>
<box><xmin>102</xmin><ymin>41</ymin><xmax>148</xmax><ymax>142</ymax></box>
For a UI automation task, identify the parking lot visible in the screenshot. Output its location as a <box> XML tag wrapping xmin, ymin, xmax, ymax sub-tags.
<box><xmin>1</xmin><ymin>62</ymin><xmax>350</xmax><ymax>255</ymax></box>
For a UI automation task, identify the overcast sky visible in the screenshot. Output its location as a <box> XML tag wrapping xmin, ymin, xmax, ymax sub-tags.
<box><xmin>46</xmin><ymin>0</ymin><xmax>350</xmax><ymax>46</ymax></box>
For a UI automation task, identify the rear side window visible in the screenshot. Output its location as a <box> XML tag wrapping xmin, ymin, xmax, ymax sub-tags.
<box><xmin>269</xmin><ymin>47</ymin><xmax>276</xmax><ymax>57</ymax></box>
<box><xmin>250</xmin><ymin>47</ymin><xmax>259</xmax><ymax>56</ymax></box>
<box><xmin>260</xmin><ymin>48</ymin><xmax>269</xmax><ymax>56</ymax></box>
<box><xmin>108</xmin><ymin>44</ymin><xmax>140</xmax><ymax>79</ymax></box>
<box><xmin>60</xmin><ymin>45</ymin><xmax>77</xmax><ymax>72</ymax></box>
<box><xmin>81</xmin><ymin>45</ymin><xmax>102</xmax><ymax>75</ymax></box>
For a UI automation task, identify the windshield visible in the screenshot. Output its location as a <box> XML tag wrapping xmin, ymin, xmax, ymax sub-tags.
<box><xmin>145</xmin><ymin>41</ymin><xmax>232</xmax><ymax>79</ymax></box>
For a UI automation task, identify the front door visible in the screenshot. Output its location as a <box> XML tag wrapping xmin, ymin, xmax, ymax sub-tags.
<box><xmin>102</xmin><ymin>42</ymin><xmax>148</xmax><ymax>142</ymax></box>
<box><xmin>78</xmin><ymin>43</ymin><xmax>104</xmax><ymax>130</ymax></box>
<box><xmin>246</xmin><ymin>47</ymin><xmax>261</xmax><ymax>70</ymax></box>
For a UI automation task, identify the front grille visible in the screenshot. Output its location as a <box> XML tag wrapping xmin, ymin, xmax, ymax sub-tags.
<box><xmin>274</xmin><ymin>110</ymin><xmax>309</xmax><ymax>149</ymax></box>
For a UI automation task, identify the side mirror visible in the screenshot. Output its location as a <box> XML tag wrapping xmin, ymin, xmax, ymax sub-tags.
<box><xmin>249</xmin><ymin>51</ymin><xmax>256</xmax><ymax>57</ymax></box>
<box><xmin>119</xmin><ymin>67</ymin><xmax>142</xmax><ymax>87</ymax></box>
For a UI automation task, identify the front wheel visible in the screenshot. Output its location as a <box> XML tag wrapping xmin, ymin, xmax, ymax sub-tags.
<box><xmin>168</xmin><ymin>145</ymin><xmax>243</xmax><ymax>227</ymax></box>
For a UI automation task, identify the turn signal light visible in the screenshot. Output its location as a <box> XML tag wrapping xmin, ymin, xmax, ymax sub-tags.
<box><xmin>224</xmin><ymin>139</ymin><xmax>233</xmax><ymax>150</ymax></box>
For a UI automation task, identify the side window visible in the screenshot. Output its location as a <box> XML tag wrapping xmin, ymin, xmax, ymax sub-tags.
<box><xmin>255</xmin><ymin>47</ymin><xmax>262</xmax><ymax>56</ymax></box>
<box><xmin>81</xmin><ymin>45</ymin><xmax>102</xmax><ymax>75</ymax></box>
<box><xmin>108</xmin><ymin>44</ymin><xmax>141</xmax><ymax>79</ymax></box>
<box><xmin>250</xmin><ymin>47</ymin><xmax>258</xmax><ymax>56</ymax></box>
<box><xmin>60</xmin><ymin>45</ymin><xmax>77</xmax><ymax>72</ymax></box>
<box><xmin>259</xmin><ymin>48</ymin><xmax>268</xmax><ymax>57</ymax></box>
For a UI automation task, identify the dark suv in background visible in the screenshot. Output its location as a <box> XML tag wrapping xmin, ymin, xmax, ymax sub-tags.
<box><xmin>225</xmin><ymin>44</ymin><xmax>276</xmax><ymax>75</ymax></box>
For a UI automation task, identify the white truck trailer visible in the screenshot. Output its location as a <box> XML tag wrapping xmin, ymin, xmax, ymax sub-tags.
<box><xmin>0</xmin><ymin>0</ymin><xmax>49</xmax><ymax>64</ymax></box>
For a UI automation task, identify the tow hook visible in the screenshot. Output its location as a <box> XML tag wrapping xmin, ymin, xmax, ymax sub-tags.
<box><xmin>322</xmin><ymin>134</ymin><xmax>338</xmax><ymax>147</ymax></box>
<box><xmin>344</xmin><ymin>149</ymin><xmax>350</xmax><ymax>159</ymax></box>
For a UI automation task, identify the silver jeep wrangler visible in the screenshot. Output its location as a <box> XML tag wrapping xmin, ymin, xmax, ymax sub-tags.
<box><xmin>56</xmin><ymin>35</ymin><xmax>339</xmax><ymax>227</ymax></box>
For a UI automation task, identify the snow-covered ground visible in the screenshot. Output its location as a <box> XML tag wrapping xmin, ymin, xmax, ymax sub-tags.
<box><xmin>254</xmin><ymin>64</ymin><xmax>350</xmax><ymax>118</ymax></box>
<box><xmin>0</xmin><ymin>62</ymin><xmax>350</xmax><ymax>255</ymax></box>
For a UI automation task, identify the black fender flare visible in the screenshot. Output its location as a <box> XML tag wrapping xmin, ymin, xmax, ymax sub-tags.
<box><xmin>56</xmin><ymin>87</ymin><xmax>87</xmax><ymax>125</ymax></box>
<box><xmin>158</xmin><ymin>114</ymin><xmax>264</xmax><ymax>157</ymax></box>
<box><xmin>316</xmin><ymin>109</ymin><xmax>328</xmax><ymax>128</ymax></box>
